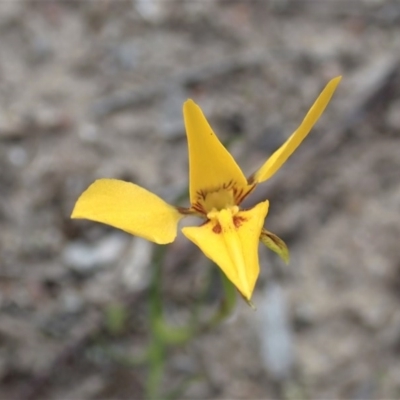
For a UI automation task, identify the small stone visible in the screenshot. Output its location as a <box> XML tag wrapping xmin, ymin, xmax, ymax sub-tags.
<box><xmin>120</xmin><ymin>237</ymin><xmax>153</xmax><ymax>291</ymax></box>
<box><xmin>8</xmin><ymin>146</ymin><xmax>28</xmax><ymax>167</ymax></box>
<box><xmin>113</xmin><ymin>41</ymin><xmax>140</xmax><ymax>71</ymax></box>
<box><xmin>258</xmin><ymin>283</ymin><xmax>294</xmax><ymax>381</ymax></box>
<box><xmin>79</xmin><ymin>122</ymin><xmax>99</xmax><ymax>142</ymax></box>
<box><xmin>60</xmin><ymin>289</ymin><xmax>84</xmax><ymax>314</ymax></box>
<box><xmin>63</xmin><ymin>234</ymin><xmax>129</xmax><ymax>274</ymax></box>
<box><xmin>29</xmin><ymin>36</ymin><xmax>53</xmax><ymax>64</ymax></box>
<box><xmin>0</xmin><ymin>112</ymin><xmax>24</xmax><ymax>138</ymax></box>
<box><xmin>134</xmin><ymin>0</ymin><xmax>168</xmax><ymax>23</ymax></box>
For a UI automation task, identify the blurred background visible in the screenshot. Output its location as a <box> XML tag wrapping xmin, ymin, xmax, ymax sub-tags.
<box><xmin>1</xmin><ymin>0</ymin><xmax>400</xmax><ymax>399</ymax></box>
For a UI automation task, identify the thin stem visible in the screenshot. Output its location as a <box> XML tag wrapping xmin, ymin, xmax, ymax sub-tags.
<box><xmin>145</xmin><ymin>246</ymin><xmax>167</xmax><ymax>400</ymax></box>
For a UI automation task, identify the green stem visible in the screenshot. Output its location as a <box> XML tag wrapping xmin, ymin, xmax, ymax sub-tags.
<box><xmin>145</xmin><ymin>254</ymin><xmax>238</xmax><ymax>399</ymax></box>
<box><xmin>146</xmin><ymin>246</ymin><xmax>167</xmax><ymax>400</ymax></box>
<box><xmin>207</xmin><ymin>269</ymin><xmax>237</xmax><ymax>328</ymax></box>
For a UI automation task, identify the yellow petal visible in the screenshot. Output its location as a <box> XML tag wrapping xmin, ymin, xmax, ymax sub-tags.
<box><xmin>182</xmin><ymin>201</ymin><xmax>269</xmax><ymax>300</ymax></box>
<box><xmin>71</xmin><ymin>179</ymin><xmax>183</xmax><ymax>244</ymax></box>
<box><xmin>250</xmin><ymin>76</ymin><xmax>342</xmax><ymax>184</ymax></box>
<box><xmin>260</xmin><ymin>229</ymin><xmax>290</xmax><ymax>264</ymax></box>
<box><xmin>183</xmin><ymin>100</ymin><xmax>249</xmax><ymax>213</ymax></box>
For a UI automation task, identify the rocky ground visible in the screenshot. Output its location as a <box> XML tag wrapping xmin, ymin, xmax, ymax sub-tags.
<box><xmin>1</xmin><ymin>1</ymin><xmax>400</xmax><ymax>399</ymax></box>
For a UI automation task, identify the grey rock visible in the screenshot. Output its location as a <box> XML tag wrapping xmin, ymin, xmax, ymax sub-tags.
<box><xmin>258</xmin><ymin>282</ymin><xmax>294</xmax><ymax>381</ymax></box>
<box><xmin>120</xmin><ymin>237</ymin><xmax>152</xmax><ymax>291</ymax></box>
<box><xmin>63</xmin><ymin>234</ymin><xmax>129</xmax><ymax>273</ymax></box>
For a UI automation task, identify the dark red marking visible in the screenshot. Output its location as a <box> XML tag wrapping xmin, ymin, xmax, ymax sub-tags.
<box><xmin>192</xmin><ymin>202</ymin><xmax>206</xmax><ymax>215</ymax></box>
<box><xmin>236</xmin><ymin>185</ymin><xmax>256</xmax><ymax>204</ymax></box>
<box><xmin>212</xmin><ymin>223</ymin><xmax>222</xmax><ymax>234</ymax></box>
<box><xmin>222</xmin><ymin>179</ymin><xmax>234</xmax><ymax>190</ymax></box>
<box><xmin>233</xmin><ymin>216</ymin><xmax>246</xmax><ymax>228</ymax></box>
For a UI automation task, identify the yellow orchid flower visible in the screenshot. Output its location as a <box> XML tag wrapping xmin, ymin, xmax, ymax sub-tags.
<box><xmin>72</xmin><ymin>76</ymin><xmax>341</xmax><ymax>302</ymax></box>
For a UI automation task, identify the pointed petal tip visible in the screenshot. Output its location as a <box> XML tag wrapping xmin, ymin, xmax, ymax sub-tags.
<box><xmin>241</xmin><ymin>292</ymin><xmax>256</xmax><ymax>309</ymax></box>
<box><xmin>248</xmin><ymin>300</ymin><xmax>257</xmax><ymax>311</ymax></box>
<box><xmin>262</xmin><ymin>199</ymin><xmax>270</xmax><ymax>213</ymax></box>
<box><xmin>250</xmin><ymin>76</ymin><xmax>341</xmax><ymax>184</ymax></box>
<box><xmin>183</xmin><ymin>98</ymin><xmax>196</xmax><ymax>110</ymax></box>
<box><xmin>329</xmin><ymin>75</ymin><xmax>342</xmax><ymax>87</ymax></box>
<box><xmin>284</xmin><ymin>254</ymin><xmax>290</xmax><ymax>265</ymax></box>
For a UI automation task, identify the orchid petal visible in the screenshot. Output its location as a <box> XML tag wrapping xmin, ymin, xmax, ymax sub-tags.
<box><xmin>250</xmin><ymin>76</ymin><xmax>341</xmax><ymax>184</ymax></box>
<box><xmin>183</xmin><ymin>100</ymin><xmax>249</xmax><ymax>212</ymax></box>
<box><xmin>260</xmin><ymin>228</ymin><xmax>290</xmax><ymax>264</ymax></box>
<box><xmin>182</xmin><ymin>201</ymin><xmax>269</xmax><ymax>300</ymax></box>
<box><xmin>71</xmin><ymin>179</ymin><xmax>183</xmax><ymax>244</ymax></box>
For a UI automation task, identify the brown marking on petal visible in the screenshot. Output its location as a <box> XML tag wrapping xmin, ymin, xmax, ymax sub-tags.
<box><xmin>236</xmin><ymin>184</ymin><xmax>256</xmax><ymax>204</ymax></box>
<box><xmin>192</xmin><ymin>202</ymin><xmax>206</xmax><ymax>215</ymax></box>
<box><xmin>222</xmin><ymin>179</ymin><xmax>234</xmax><ymax>190</ymax></box>
<box><xmin>233</xmin><ymin>188</ymin><xmax>243</xmax><ymax>203</ymax></box>
<box><xmin>247</xmin><ymin>174</ymin><xmax>256</xmax><ymax>185</ymax></box>
<box><xmin>194</xmin><ymin>180</ymin><xmax>243</xmax><ymax>212</ymax></box>
<box><xmin>212</xmin><ymin>223</ymin><xmax>222</xmax><ymax>234</ymax></box>
<box><xmin>260</xmin><ymin>229</ymin><xmax>290</xmax><ymax>264</ymax></box>
<box><xmin>176</xmin><ymin>206</ymin><xmax>207</xmax><ymax>217</ymax></box>
<box><xmin>233</xmin><ymin>215</ymin><xmax>246</xmax><ymax>228</ymax></box>
<box><xmin>264</xmin><ymin>232</ymin><xmax>279</xmax><ymax>246</ymax></box>
<box><xmin>175</xmin><ymin>206</ymin><xmax>193</xmax><ymax>215</ymax></box>
<box><xmin>197</xmin><ymin>190</ymin><xmax>207</xmax><ymax>201</ymax></box>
